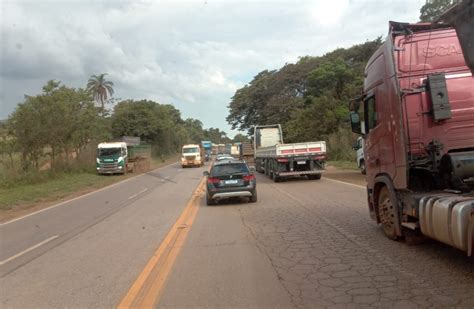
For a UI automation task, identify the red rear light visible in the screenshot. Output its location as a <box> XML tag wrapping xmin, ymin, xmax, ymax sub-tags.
<box><xmin>277</xmin><ymin>158</ymin><xmax>289</xmax><ymax>163</ymax></box>
<box><xmin>207</xmin><ymin>177</ymin><xmax>220</xmax><ymax>184</ymax></box>
<box><xmin>243</xmin><ymin>174</ymin><xmax>255</xmax><ymax>181</ymax></box>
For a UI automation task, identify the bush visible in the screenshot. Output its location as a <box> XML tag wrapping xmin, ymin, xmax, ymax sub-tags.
<box><xmin>326</xmin><ymin>127</ymin><xmax>355</xmax><ymax>161</ymax></box>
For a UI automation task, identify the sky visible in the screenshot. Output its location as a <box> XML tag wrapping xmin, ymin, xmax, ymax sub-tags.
<box><xmin>1</xmin><ymin>0</ymin><xmax>425</xmax><ymax>137</ymax></box>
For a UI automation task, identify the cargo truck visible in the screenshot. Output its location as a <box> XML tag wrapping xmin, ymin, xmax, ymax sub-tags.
<box><xmin>349</xmin><ymin>1</ymin><xmax>474</xmax><ymax>256</ymax></box>
<box><xmin>201</xmin><ymin>141</ymin><xmax>212</xmax><ymax>161</ymax></box>
<box><xmin>254</xmin><ymin>124</ymin><xmax>326</xmax><ymax>182</ymax></box>
<box><xmin>96</xmin><ymin>136</ymin><xmax>151</xmax><ymax>175</ymax></box>
<box><xmin>240</xmin><ymin>142</ymin><xmax>255</xmax><ymax>165</ymax></box>
<box><xmin>181</xmin><ymin>144</ymin><xmax>204</xmax><ymax>167</ymax></box>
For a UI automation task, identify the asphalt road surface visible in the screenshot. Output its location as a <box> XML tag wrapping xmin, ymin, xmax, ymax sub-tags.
<box><xmin>1</xmin><ymin>163</ymin><xmax>473</xmax><ymax>308</ymax></box>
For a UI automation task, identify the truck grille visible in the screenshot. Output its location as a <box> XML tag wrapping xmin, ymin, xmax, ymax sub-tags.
<box><xmin>100</xmin><ymin>163</ymin><xmax>118</xmax><ymax>169</ymax></box>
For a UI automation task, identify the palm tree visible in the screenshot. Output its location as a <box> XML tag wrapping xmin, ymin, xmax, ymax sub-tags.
<box><xmin>87</xmin><ymin>74</ymin><xmax>114</xmax><ymax>112</ymax></box>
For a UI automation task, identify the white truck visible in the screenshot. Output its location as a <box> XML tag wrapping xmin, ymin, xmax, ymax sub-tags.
<box><xmin>352</xmin><ymin>136</ymin><xmax>366</xmax><ymax>175</ymax></box>
<box><xmin>181</xmin><ymin>144</ymin><xmax>204</xmax><ymax>168</ymax></box>
<box><xmin>254</xmin><ymin>124</ymin><xmax>326</xmax><ymax>182</ymax></box>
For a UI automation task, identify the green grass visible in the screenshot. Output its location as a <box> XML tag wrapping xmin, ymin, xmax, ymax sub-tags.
<box><xmin>0</xmin><ymin>172</ymin><xmax>122</xmax><ymax>210</ymax></box>
<box><xmin>327</xmin><ymin>160</ymin><xmax>359</xmax><ymax>170</ymax></box>
<box><xmin>0</xmin><ymin>153</ymin><xmax>180</xmax><ymax>211</ymax></box>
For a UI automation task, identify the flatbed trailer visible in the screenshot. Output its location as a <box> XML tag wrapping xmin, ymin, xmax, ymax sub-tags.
<box><xmin>253</xmin><ymin>124</ymin><xmax>326</xmax><ymax>182</ymax></box>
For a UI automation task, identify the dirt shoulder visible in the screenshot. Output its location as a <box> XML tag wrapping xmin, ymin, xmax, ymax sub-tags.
<box><xmin>0</xmin><ymin>154</ymin><xmax>180</xmax><ymax>223</ymax></box>
<box><xmin>323</xmin><ymin>165</ymin><xmax>367</xmax><ymax>187</ymax></box>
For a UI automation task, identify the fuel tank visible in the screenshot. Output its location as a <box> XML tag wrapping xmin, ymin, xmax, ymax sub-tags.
<box><xmin>419</xmin><ymin>194</ymin><xmax>474</xmax><ymax>256</ymax></box>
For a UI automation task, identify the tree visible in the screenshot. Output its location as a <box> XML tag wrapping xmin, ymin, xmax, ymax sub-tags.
<box><xmin>419</xmin><ymin>0</ymin><xmax>461</xmax><ymax>22</ymax></box>
<box><xmin>87</xmin><ymin>73</ymin><xmax>114</xmax><ymax>112</ymax></box>
<box><xmin>232</xmin><ymin>133</ymin><xmax>249</xmax><ymax>143</ymax></box>
<box><xmin>8</xmin><ymin>80</ymin><xmax>100</xmax><ymax>171</ymax></box>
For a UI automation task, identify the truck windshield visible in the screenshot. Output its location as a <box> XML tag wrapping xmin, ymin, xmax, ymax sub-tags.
<box><xmin>183</xmin><ymin>147</ymin><xmax>199</xmax><ymax>153</ymax></box>
<box><xmin>98</xmin><ymin>148</ymin><xmax>121</xmax><ymax>156</ymax></box>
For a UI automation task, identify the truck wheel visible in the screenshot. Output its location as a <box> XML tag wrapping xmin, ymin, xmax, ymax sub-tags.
<box><xmin>308</xmin><ymin>174</ymin><xmax>321</xmax><ymax>180</ymax></box>
<box><xmin>360</xmin><ymin>161</ymin><xmax>366</xmax><ymax>175</ymax></box>
<box><xmin>378</xmin><ymin>186</ymin><xmax>400</xmax><ymax>240</ymax></box>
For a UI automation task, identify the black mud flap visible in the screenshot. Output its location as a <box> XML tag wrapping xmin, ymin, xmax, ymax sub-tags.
<box><xmin>428</xmin><ymin>73</ymin><xmax>452</xmax><ymax>122</ymax></box>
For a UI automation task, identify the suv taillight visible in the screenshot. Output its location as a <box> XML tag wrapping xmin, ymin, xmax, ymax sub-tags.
<box><xmin>243</xmin><ymin>175</ymin><xmax>255</xmax><ymax>181</ymax></box>
<box><xmin>207</xmin><ymin>177</ymin><xmax>220</xmax><ymax>184</ymax></box>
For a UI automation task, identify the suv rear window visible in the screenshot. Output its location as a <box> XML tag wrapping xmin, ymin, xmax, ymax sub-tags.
<box><xmin>211</xmin><ymin>163</ymin><xmax>249</xmax><ymax>176</ymax></box>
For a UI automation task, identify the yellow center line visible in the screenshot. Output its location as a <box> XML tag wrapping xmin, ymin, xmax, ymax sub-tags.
<box><xmin>118</xmin><ymin>177</ymin><xmax>206</xmax><ymax>308</ymax></box>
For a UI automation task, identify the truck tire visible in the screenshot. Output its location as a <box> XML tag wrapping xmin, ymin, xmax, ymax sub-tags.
<box><xmin>360</xmin><ymin>161</ymin><xmax>366</xmax><ymax>175</ymax></box>
<box><xmin>308</xmin><ymin>174</ymin><xmax>321</xmax><ymax>180</ymax></box>
<box><xmin>377</xmin><ymin>186</ymin><xmax>400</xmax><ymax>240</ymax></box>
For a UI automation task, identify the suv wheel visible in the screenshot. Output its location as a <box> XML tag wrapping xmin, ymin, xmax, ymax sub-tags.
<box><xmin>249</xmin><ymin>191</ymin><xmax>257</xmax><ymax>203</ymax></box>
<box><xmin>206</xmin><ymin>195</ymin><xmax>216</xmax><ymax>206</ymax></box>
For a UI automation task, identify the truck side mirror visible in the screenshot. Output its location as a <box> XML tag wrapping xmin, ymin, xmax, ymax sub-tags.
<box><xmin>203</xmin><ymin>171</ymin><xmax>210</xmax><ymax>177</ymax></box>
<box><xmin>350</xmin><ymin>112</ymin><xmax>363</xmax><ymax>135</ymax></box>
<box><xmin>249</xmin><ymin>166</ymin><xmax>255</xmax><ymax>173</ymax></box>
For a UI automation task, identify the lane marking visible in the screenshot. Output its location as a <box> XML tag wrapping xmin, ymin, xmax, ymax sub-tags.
<box><xmin>0</xmin><ymin>162</ymin><xmax>179</xmax><ymax>226</ymax></box>
<box><xmin>0</xmin><ymin>235</ymin><xmax>59</xmax><ymax>266</ymax></box>
<box><xmin>128</xmin><ymin>188</ymin><xmax>149</xmax><ymax>200</ymax></box>
<box><xmin>118</xmin><ymin>177</ymin><xmax>206</xmax><ymax>308</ymax></box>
<box><xmin>324</xmin><ymin>177</ymin><xmax>366</xmax><ymax>189</ymax></box>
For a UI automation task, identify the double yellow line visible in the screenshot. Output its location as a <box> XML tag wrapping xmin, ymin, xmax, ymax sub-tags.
<box><xmin>118</xmin><ymin>177</ymin><xmax>206</xmax><ymax>308</ymax></box>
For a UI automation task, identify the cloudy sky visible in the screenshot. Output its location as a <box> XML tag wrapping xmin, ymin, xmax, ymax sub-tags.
<box><xmin>1</xmin><ymin>0</ymin><xmax>424</xmax><ymax>136</ymax></box>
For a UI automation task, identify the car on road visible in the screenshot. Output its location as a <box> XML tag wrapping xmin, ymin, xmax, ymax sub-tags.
<box><xmin>203</xmin><ymin>160</ymin><xmax>257</xmax><ymax>205</ymax></box>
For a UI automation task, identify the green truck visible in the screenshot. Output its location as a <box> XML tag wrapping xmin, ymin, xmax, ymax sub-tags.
<box><xmin>96</xmin><ymin>137</ymin><xmax>151</xmax><ymax>175</ymax></box>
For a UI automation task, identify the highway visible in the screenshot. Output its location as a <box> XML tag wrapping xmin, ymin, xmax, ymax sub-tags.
<box><xmin>1</xmin><ymin>162</ymin><xmax>473</xmax><ymax>308</ymax></box>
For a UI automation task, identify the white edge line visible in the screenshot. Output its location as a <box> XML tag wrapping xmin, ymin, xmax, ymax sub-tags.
<box><xmin>0</xmin><ymin>235</ymin><xmax>59</xmax><ymax>266</ymax></box>
<box><xmin>0</xmin><ymin>162</ymin><xmax>178</xmax><ymax>226</ymax></box>
<box><xmin>127</xmin><ymin>188</ymin><xmax>149</xmax><ymax>200</ymax></box>
<box><xmin>324</xmin><ymin>177</ymin><xmax>366</xmax><ymax>189</ymax></box>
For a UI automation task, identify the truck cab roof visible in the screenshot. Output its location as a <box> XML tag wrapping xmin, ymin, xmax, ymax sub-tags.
<box><xmin>98</xmin><ymin>142</ymin><xmax>126</xmax><ymax>149</ymax></box>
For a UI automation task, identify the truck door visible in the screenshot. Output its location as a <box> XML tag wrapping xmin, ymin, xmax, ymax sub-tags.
<box><xmin>363</xmin><ymin>95</ymin><xmax>381</xmax><ymax>179</ymax></box>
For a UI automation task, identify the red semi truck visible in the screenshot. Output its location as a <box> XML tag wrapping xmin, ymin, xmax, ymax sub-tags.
<box><xmin>350</xmin><ymin>1</ymin><xmax>474</xmax><ymax>256</ymax></box>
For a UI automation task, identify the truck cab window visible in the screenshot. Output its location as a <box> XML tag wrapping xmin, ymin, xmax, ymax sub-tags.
<box><xmin>365</xmin><ymin>96</ymin><xmax>377</xmax><ymax>132</ymax></box>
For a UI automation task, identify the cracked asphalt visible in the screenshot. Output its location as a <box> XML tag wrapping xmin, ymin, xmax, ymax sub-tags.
<box><xmin>159</xmin><ymin>171</ymin><xmax>474</xmax><ymax>308</ymax></box>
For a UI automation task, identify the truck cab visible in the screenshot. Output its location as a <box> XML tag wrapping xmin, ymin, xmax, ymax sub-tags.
<box><xmin>352</xmin><ymin>136</ymin><xmax>365</xmax><ymax>175</ymax></box>
<box><xmin>96</xmin><ymin>142</ymin><xmax>128</xmax><ymax>174</ymax></box>
<box><xmin>349</xmin><ymin>10</ymin><xmax>474</xmax><ymax>256</ymax></box>
<box><xmin>181</xmin><ymin>144</ymin><xmax>203</xmax><ymax>168</ymax></box>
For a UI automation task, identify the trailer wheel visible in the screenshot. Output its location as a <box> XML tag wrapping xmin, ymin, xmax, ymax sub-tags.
<box><xmin>378</xmin><ymin>186</ymin><xmax>400</xmax><ymax>240</ymax></box>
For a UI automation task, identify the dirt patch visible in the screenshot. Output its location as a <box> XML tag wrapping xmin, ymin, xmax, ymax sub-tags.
<box><xmin>324</xmin><ymin>165</ymin><xmax>367</xmax><ymax>187</ymax></box>
<box><xmin>0</xmin><ymin>155</ymin><xmax>179</xmax><ymax>223</ymax></box>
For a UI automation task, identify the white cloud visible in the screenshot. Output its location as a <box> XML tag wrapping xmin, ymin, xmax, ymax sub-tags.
<box><xmin>1</xmin><ymin>0</ymin><xmax>425</xmax><ymax>136</ymax></box>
